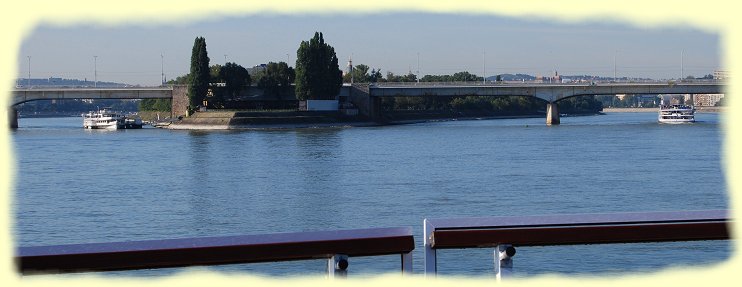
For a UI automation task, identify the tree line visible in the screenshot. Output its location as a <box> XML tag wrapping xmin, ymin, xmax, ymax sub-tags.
<box><xmin>141</xmin><ymin>32</ymin><xmax>602</xmax><ymax>115</ymax></box>
<box><xmin>382</xmin><ymin>95</ymin><xmax>602</xmax><ymax>115</ymax></box>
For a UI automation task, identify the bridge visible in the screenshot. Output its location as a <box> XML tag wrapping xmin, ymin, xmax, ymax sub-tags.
<box><xmin>10</xmin><ymin>87</ymin><xmax>174</xmax><ymax>106</ymax></box>
<box><xmin>7</xmin><ymin>87</ymin><xmax>181</xmax><ymax>128</ymax></box>
<box><xmin>363</xmin><ymin>82</ymin><xmax>725</xmax><ymax>124</ymax></box>
<box><xmin>6</xmin><ymin>82</ymin><xmax>725</xmax><ymax>128</ymax></box>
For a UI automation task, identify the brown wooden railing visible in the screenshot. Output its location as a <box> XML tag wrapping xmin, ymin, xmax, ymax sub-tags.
<box><xmin>17</xmin><ymin>227</ymin><xmax>414</xmax><ymax>276</ymax></box>
<box><xmin>423</xmin><ymin>210</ymin><xmax>730</xmax><ymax>277</ymax></box>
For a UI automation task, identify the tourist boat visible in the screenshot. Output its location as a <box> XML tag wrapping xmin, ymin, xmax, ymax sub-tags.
<box><xmin>658</xmin><ymin>104</ymin><xmax>695</xmax><ymax>123</ymax></box>
<box><xmin>82</xmin><ymin>108</ymin><xmax>143</xmax><ymax>129</ymax></box>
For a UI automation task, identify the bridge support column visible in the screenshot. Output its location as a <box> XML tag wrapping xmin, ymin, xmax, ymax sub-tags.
<box><xmin>8</xmin><ymin>107</ymin><xmax>18</xmax><ymax>129</ymax></box>
<box><xmin>546</xmin><ymin>102</ymin><xmax>560</xmax><ymax>125</ymax></box>
<box><xmin>369</xmin><ymin>96</ymin><xmax>382</xmax><ymax>122</ymax></box>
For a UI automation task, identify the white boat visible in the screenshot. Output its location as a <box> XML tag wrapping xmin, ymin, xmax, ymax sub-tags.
<box><xmin>658</xmin><ymin>104</ymin><xmax>695</xmax><ymax>123</ymax></box>
<box><xmin>83</xmin><ymin>108</ymin><xmax>124</xmax><ymax>129</ymax></box>
<box><xmin>82</xmin><ymin>108</ymin><xmax>143</xmax><ymax>129</ymax></box>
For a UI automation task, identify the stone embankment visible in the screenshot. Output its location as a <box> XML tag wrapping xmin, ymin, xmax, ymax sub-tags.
<box><xmin>167</xmin><ymin>110</ymin><xmax>374</xmax><ymax>130</ymax></box>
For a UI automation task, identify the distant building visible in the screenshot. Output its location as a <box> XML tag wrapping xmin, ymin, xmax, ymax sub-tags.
<box><xmin>248</xmin><ymin>64</ymin><xmax>267</xmax><ymax>76</ymax></box>
<box><xmin>346</xmin><ymin>56</ymin><xmax>353</xmax><ymax>75</ymax></box>
<box><xmin>694</xmin><ymin>94</ymin><xmax>725</xmax><ymax>106</ymax></box>
<box><xmin>713</xmin><ymin>70</ymin><xmax>729</xmax><ymax>80</ymax></box>
<box><xmin>551</xmin><ymin>71</ymin><xmax>561</xmax><ymax>83</ymax></box>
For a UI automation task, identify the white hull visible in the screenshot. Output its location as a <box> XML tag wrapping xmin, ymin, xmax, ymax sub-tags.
<box><xmin>82</xmin><ymin>108</ymin><xmax>129</xmax><ymax>130</ymax></box>
<box><xmin>658</xmin><ymin>117</ymin><xmax>695</xmax><ymax>124</ymax></box>
<box><xmin>658</xmin><ymin>105</ymin><xmax>695</xmax><ymax>124</ymax></box>
<box><xmin>84</xmin><ymin>122</ymin><xmax>121</xmax><ymax>129</ymax></box>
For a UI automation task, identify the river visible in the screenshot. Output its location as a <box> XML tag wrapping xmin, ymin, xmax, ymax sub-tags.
<box><xmin>11</xmin><ymin>112</ymin><xmax>729</xmax><ymax>277</ymax></box>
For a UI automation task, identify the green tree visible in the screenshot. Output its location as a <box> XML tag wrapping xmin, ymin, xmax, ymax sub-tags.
<box><xmin>451</xmin><ymin>71</ymin><xmax>479</xmax><ymax>82</ymax></box>
<box><xmin>139</xmin><ymin>98</ymin><xmax>172</xmax><ymax>111</ymax></box>
<box><xmin>386</xmin><ymin>71</ymin><xmax>417</xmax><ymax>82</ymax></box>
<box><xmin>188</xmin><ymin>36</ymin><xmax>210</xmax><ymax>113</ymax></box>
<box><xmin>369</xmin><ymin>68</ymin><xmax>383</xmax><ymax>83</ymax></box>
<box><xmin>219</xmin><ymin>62</ymin><xmax>251</xmax><ymax>99</ymax></box>
<box><xmin>210</xmin><ymin>64</ymin><xmax>222</xmax><ymax>82</ymax></box>
<box><xmin>258</xmin><ymin>62</ymin><xmax>295</xmax><ymax>100</ymax></box>
<box><xmin>343</xmin><ymin>64</ymin><xmax>371</xmax><ymax>83</ymax></box>
<box><xmin>295</xmin><ymin>32</ymin><xmax>343</xmax><ymax>101</ymax></box>
<box><xmin>167</xmin><ymin>74</ymin><xmax>189</xmax><ymax>85</ymax></box>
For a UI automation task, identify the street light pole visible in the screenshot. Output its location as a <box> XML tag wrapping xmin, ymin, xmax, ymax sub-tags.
<box><xmin>680</xmin><ymin>49</ymin><xmax>685</xmax><ymax>81</ymax></box>
<box><xmin>613</xmin><ymin>50</ymin><xmax>617</xmax><ymax>82</ymax></box>
<box><xmin>94</xmin><ymin>55</ymin><xmax>98</xmax><ymax>88</ymax></box>
<box><xmin>27</xmin><ymin>56</ymin><xmax>31</xmax><ymax>88</ymax></box>
<box><xmin>483</xmin><ymin>50</ymin><xmax>486</xmax><ymax>84</ymax></box>
<box><xmin>161</xmin><ymin>53</ymin><xmax>165</xmax><ymax>85</ymax></box>
<box><xmin>416</xmin><ymin>52</ymin><xmax>420</xmax><ymax>83</ymax></box>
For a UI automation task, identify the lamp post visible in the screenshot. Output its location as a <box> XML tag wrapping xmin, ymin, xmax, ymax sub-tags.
<box><xmin>161</xmin><ymin>53</ymin><xmax>165</xmax><ymax>85</ymax></box>
<box><xmin>27</xmin><ymin>56</ymin><xmax>31</xmax><ymax>88</ymax></box>
<box><xmin>94</xmin><ymin>55</ymin><xmax>98</xmax><ymax>88</ymax></box>
<box><xmin>416</xmin><ymin>52</ymin><xmax>420</xmax><ymax>83</ymax></box>
<box><xmin>483</xmin><ymin>50</ymin><xmax>486</xmax><ymax>84</ymax></box>
<box><xmin>680</xmin><ymin>49</ymin><xmax>685</xmax><ymax>82</ymax></box>
<box><xmin>613</xmin><ymin>50</ymin><xmax>617</xmax><ymax>83</ymax></box>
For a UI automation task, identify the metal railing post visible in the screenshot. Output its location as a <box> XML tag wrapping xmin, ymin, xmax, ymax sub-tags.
<box><xmin>424</xmin><ymin>219</ymin><xmax>437</xmax><ymax>276</ymax></box>
<box><xmin>494</xmin><ymin>244</ymin><xmax>515</xmax><ymax>280</ymax></box>
<box><xmin>401</xmin><ymin>252</ymin><xmax>413</xmax><ymax>274</ymax></box>
<box><xmin>327</xmin><ymin>254</ymin><xmax>348</xmax><ymax>278</ymax></box>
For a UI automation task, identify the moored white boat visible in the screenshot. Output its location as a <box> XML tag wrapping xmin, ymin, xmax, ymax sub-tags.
<box><xmin>82</xmin><ymin>108</ymin><xmax>143</xmax><ymax>129</ymax></box>
<box><xmin>658</xmin><ymin>104</ymin><xmax>695</xmax><ymax>123</ymax></box>
<box><xmin>83</xmin><ymin>108</ymin><xmax>124</xmax><ymax>129</ymax></box>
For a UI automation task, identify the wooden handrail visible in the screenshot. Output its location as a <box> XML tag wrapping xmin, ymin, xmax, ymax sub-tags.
<box><xmin>17</xmin><ymin>227</ymin><xmax>414</xmax><ymax>275</ymax></box>
<box><xmin>424</xmin><ymin>210</ymin><xmax>730</xmax><ymax>275</ymax></box>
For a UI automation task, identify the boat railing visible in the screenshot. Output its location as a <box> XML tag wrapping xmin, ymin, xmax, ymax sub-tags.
<box><xmin>15</xmin><ymin>210</ymin><xmax>731</xmax><ymax>278</ymax></box>
<box><xmin>423</xmin><ymin>210</ymin><xmax>730</xmax><ymax>279</ymax></box>
<box><xmin>16</xmin><ymin>227</ymin><xmax>414</xmax><ymax>277</ymax></box>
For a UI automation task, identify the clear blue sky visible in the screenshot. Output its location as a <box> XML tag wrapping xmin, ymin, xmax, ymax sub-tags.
<box><xmin>17</xmin><ymin>12</ymin><xmax>720</xmax><ymax>86</ymax></box>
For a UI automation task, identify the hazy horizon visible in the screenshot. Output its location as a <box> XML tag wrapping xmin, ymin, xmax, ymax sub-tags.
<box><xmin>17</xmin><ymin>12</ymin><xmax>721</xmax><ymax>86</ymax></box>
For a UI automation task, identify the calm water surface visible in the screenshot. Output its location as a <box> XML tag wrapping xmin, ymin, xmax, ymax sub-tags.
<box><xmin>12</xmin><ymin>112</ymin><xmax>729</xmax><ymax>277</ymax></box>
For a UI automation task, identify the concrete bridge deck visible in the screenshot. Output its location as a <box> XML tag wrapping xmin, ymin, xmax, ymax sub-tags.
<box><xmin>6</xmin><ymin>82</ymin><xmax>726</xmax><ymax>127</ymax></box>
<box><xmin>10</xmin><ymin>87</ymin><xmax>173</xmax><ymax>106</ymax></box>
<box><xmin>369</xmin><ymin>82</ymin><xmax>725</xmax><ymax>102</ymax></box>
<box><xmin>364</xmin><ymin>82</ymin><xmax>725</xmax><ymax>125</ymax></box>
<box><xmin>7</xmin><ymin>87</ymin><xmax>178</xmax><ymax>129</ymax></box>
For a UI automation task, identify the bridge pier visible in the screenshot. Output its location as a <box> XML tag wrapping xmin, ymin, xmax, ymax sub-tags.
<box><xmin>8</xmin><ymin>107</ymin><xmax>18</xmax><ymax>129</ymax></box>
<box><xmin>369</xmin><ymin>96</ymin><xmax>383</xmax><ymax>122</ymax></box>
<box><xmin>546</xmin><ymin>102</ymin><xmax>560</xmax><ymax>125</ymax></box>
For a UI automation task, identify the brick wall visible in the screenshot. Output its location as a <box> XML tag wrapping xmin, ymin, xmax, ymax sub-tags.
<box><xmin>171</xmin><ymin>85</ymin><xmax>189</xmax><ymax>118</ymax></box>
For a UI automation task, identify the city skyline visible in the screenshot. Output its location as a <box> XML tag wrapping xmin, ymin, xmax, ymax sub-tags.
<box><xmin>17</xmin><ymin>12</ymin><xmax>721</xmax><ymax>87</ymax></box>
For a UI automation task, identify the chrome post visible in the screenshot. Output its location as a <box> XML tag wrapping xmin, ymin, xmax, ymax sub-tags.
<box><xmin>494</xmin><ymin>244</ymin><xmax>515</xmax><ymax>280</ymax></box>
<box><xmin>424</xmin><ymin>219</ymin><xmax>436</xmax><ymax>276</ymax></box>
<box><xmin>327</xmin><ymin>254</ymin><xmax>348</xmax><ymax>278</ymax></box>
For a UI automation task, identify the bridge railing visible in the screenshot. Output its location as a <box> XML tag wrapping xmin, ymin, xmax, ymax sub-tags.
<box><xmin>370</xmin><ymin>79</ymin><xmax>725</xmax><ymax>87</ymax></box>
<box><xmin>16</xmin><ymin>227</ymin><xmax>414</xmax><ymax>277</ymax></box>
<box><xmin>423</xmin><ymin>210</ymin><xmax>730</xmax><ymax>279</ymax></box>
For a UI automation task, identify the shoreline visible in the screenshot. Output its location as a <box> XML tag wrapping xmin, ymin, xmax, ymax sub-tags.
<box><xmin>166</xmin><ymin>113</ymin><xmax>547</xmax><ymax>130</ymax></box>
<box><xmin>603</xmin><ymin>107</ymin><xmax>725</xmax><ymax>113</ymax></box>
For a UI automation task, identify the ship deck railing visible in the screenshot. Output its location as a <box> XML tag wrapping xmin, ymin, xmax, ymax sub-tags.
<box><xmin>16</xmin><ymin>227</ymin><xmax>415</xmax><ymax>277</ymax></box>
<box><xmin>423</xmin><ymin>210</ymin><xmax>730</xmax><ymax>279</ymax></box>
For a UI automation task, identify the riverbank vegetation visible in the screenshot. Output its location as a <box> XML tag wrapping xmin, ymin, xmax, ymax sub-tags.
<box><xmin>161</xmin><ymin>34</ymin><xmax>603</xmax><ymax>118</ymax></box>
<box><xmin>381</xmin><ymin>94</ymin><xmax>602</xmax><ymax>120</ymax></box>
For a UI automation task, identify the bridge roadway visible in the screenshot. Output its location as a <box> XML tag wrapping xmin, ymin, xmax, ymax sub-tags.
<box><xmin>10</xmin><ymin>87</ymin><xmax>174</xmax><ymax>106</ymax></box>
<box><xmin>7</xmin><ymin>87</ymin><xmax>175</xmax><ymax>129</ymax></box>
<box><xmin>6</xmin><ymin>82</ymin><xmax>726</xmax><ymax>127</ymax></box>
<box><xmin>366</xmin><ymin>82</ymin><xmax>725</xmax><ymax>124</ymax></box>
